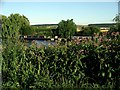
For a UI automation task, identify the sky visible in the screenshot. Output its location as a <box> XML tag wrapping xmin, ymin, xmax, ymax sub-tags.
<box><xmin>0</xmin><ymin>1</ymin><xmax>118</xmax><ymax>25</ymax></box>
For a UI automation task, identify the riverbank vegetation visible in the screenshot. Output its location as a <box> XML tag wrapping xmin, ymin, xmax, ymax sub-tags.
<box><xmin>1</xmin><ymin>13</ymin><xmax>120</xmax><ymax>89</ymax></box>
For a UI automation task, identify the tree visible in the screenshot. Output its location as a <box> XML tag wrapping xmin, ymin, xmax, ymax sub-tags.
<box><xmin>113</xmin><ymin>14</ymin><xmax>120</xmax><ymax>23</ymax></box>
<box><xmin>79</xmin><ymin>26</ymin><xmax>100</xmax><ymax>36</ymax></box>
<box><xmin>109</xmin><ymin>14</ymin><xmax>120</xmax><ymax>32</ymax></box>
<box><xmin>2</xmin><ymin>14</ymin><xmax>28</xmax><ymax>88</ymax></box>
<box><xmin>1</xmin><ymin>13</ymin><xmax>34</xmax><ymax>45</ymax></box>
<box><xmin>0</xmin><ymin>15</ymin><xmax>3</xmax><ymax>37</ymax></box>
<box><xmin>109</xmin><ymin>25</ymin><xmax>118</xmax><ymax>33</ymax></box>
<box><xmin>2</xmin><ymin>14</ymin><xmax>20</xmax><ymax>46</ymax></box>
<box><xmin>21</xmin><ymin>25</ymin><xmax>35</xmax><ymax>35</ymax></box>
<box><xmin>8</xmin><ymin>13</ymin><xmax>33</xmax><ymax>35</ymax></box>
<box><xmin>57</xmin><ymin>19</ymin><xmax>77</xmax><ymax>39</ymax></box>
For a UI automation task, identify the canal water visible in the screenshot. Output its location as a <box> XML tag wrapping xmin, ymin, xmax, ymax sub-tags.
<box><xmin>26</xmin><ymin>40</ymin><xmax>56</xmax><ymax>47</ymax></box>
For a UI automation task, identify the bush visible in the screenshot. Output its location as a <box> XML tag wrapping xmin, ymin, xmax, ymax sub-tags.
<box><xmin>2</xmin><ymin>33</ymin><xmax>120</xmax><ymax>89</ymax></box>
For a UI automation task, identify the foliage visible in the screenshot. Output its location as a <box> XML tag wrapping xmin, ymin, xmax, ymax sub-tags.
<box><xmin>109</xmin><ymin>25</ymin><xmax>118</xmax><ymax>32</ymax></box>
<box><xmin>2</xmin><ymin>14</ymin><xmax>25</xmax><ymax>89</ymax></box>
<box><xmin>5</xmin><ymin>13</ymin><xmax>34</xmax><ymax>35</ymax></box>
<box><xmin>2</xmin><ymin>32</ymin><xmax>120</xmax><ymax>89</ymax></box>
<box><xmin>113</xmin><ymin>14</ymin><xmax>120</xmax><ymax>23</ymax></box>
<box><xmin>2</xmin><ymin>15</ymin><xmax>20</xmax><ymax>45</ymax></box>
<box><xmin>21</xmin><ymin>25</ymin><xmax>34</xmax><ymax>35</ymax></box>
<box><xmin>109</xmin><ymin>14</ymin><xmax>120</xmax><ymax>32</ymax></box>
<box><xmin>32</xmin><ymin>26</ymin><xmax>54</xmax><ymax>37</ymax></box>
<box><xmin>57</xmin><ymin>19</ymin><xmax>77</xmax><ymax>39</ymax></box>
<box><xmin>2</xmin><ymin>13</ymin><xmax>120</xmax><ymax>89</ymax></box>
<box><xmin>76</xmin><ymin>26</ymin><xmax>100</xmax><ymax>36</ymax></box>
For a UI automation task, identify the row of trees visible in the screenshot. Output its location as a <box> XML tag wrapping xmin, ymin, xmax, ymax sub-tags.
<box><xmin>2</xmin><ymin>13</ymin><xmax>120</xmax><ymax>40</ymax></box>
<box><xmin>2</xmin><ymin>13</ymin><xmax>77</xmax><ymax>39</ymax></box>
